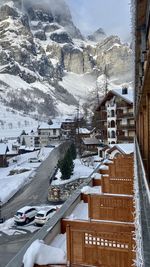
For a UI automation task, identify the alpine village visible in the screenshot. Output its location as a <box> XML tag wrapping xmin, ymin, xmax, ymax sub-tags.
<box><xmin>0</xmin><ymin>1</ymin><xmax>149</xmax><ymax>267</ymax></box>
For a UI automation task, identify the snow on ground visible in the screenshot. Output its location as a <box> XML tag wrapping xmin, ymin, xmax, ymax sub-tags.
<box><xmin>52</xmin><ymin>158</ymin><xmax>94</xmax><ymax>185</ymax></box>
<box><xmin>0</xmin><ymin>103</ymin><xmax>39</xmax><ymax>139</ymax></box>
<box><xmin>0</xmin><ymin>147</ymin><xmax>53</xmax><ymax>203</ymax></box>
<box><xmin>0</xmin><ymin>204</ymin><xmax>61</xmax><ymax>236</ymax></box>
<box><xmin>59</xmin><ymin>72</ymin><xmax>97</xmax><ymax>103</ymax></box>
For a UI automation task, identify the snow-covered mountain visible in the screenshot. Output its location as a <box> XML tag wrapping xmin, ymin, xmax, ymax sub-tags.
<box><xmin>0</xmin><ymin>0</ymin><xmax>132</xmax><ymax>121</ymax></box>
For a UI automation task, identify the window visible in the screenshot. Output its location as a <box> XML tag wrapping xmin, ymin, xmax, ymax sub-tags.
<box><xmin>111</xmin><ymin>110</ymin><xmax>115</xmax><ymax>117</ymax></box>
<box><xmin>111</xmin><ymin>130</ymin><xmax>116</xmax><ymax>138</ymax></box>
<box><xmin>122</xmin><ymin>87</ymin><xmax>128</xmax><ymax>95</ymax></box>
<box><xmin>53</xmin><ymin>129</ymin><xmax>56</xmax><ymax>135</ymax></box>
<box><xmin>110</xmin><ymin>120</ymin><xmax>115</xmax><ymax>127</ymax></box>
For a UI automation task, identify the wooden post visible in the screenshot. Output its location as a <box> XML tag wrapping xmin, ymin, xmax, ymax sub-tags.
<box><xmin>66</xmin><ymin>224</ymin><xmax>71</xmax><ymax>267</ymax></box>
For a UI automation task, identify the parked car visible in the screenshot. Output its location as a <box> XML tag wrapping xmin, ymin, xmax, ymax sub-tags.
<box><xmin>35</xmin><ymin>207</ymin><xmax>56</xmax><ymax>226</ymax></box>
<box><xmin>46</xmin><ymin>144</ymin><xmax>55</xmax><ymax>148</ymax></box>
<box><xmin>14</xmin><ymin>206</ymin><xmax>37</xmax><ymax>225</ymax></box>
<box><xmin>28</xmin><ymin>157</ymin><xmax>41</xmax><ymax>163</ymax></box>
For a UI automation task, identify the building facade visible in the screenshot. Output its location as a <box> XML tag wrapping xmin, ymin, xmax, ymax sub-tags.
<box><xmin>134</xmin><ymin>1</ymin><xmax>150</xmax><ymax>266</ymax></box>
<box><xmin>38</xmin><ymin>123</ymin><xmax>61</xmax><ymax>146</ymax></box>
<box><xmin>96</xmin><ymin>88</ymin><xmax>135</xmax><ymax>144</ymax></box>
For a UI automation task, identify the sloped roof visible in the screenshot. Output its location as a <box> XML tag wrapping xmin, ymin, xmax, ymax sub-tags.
<box><xmin>82</xmin><ymin>137</ymin><xmax>100</xmax><ymax>145</ymax></box>
<box><xmin>38</xmin><ymin>122</ymin><xmax>61</xmax><ymax>130</ymax></box>
<box><xmin>107</xmin><ymin>143</ymin><xmax>134</xmax><ymax>154</ymax></box>
<box><xmin>76</xmin><ymin>128</ymin><xmax>91</xmax><ymax>134</ymax></box>
<box><xmin>97</xmin><ymin>88</ymin><xmax>133</xmax><ymax>109</ymax></box>
<box><xmin>0</xmin><ymin>143</ymin><xmax>9</xmax><ymax>155</ymax></box>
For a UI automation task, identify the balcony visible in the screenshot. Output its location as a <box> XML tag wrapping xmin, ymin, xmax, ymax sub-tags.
<box><xmin>117</xmin><ymin>135</ymin><xmax>134</xmax><ymax>142</ymax></box>
<box><xmin>135</xmin><ymin>140</ymin><xmax>150</xmax><ymax>267</ymax></box>
<box><xmin>117</xmin><ymin>112</ymin><xmax>134</xmax><ymax>119</ymax></box>
<box><xmin>116</xmin><ymin>102</ymin><xmax>131</xmax><ymax>108</ymax></box>
<box><xmin>117</xmin><ymin>124</ymin><xmax>135</xmax><ymax>130</ymax></box>
<box><xmin>100</xmin><ymin>113</ymin><xmax>107</xmax><ymax>121</ymax></box>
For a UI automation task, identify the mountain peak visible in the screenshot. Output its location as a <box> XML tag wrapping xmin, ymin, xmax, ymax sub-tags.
<box><xmin>88</xmin><ymin>28</ymin><xmax>106</xmax><ymax>42</ymax></box>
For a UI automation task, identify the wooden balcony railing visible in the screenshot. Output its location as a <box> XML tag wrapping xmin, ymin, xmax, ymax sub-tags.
<box><xmin>101</xmin><ymin>155</ymin><xmax>134</xmax><ymax>194</ymax></box>
<box><xmin>62</xmin><ymin>220</ymin><xmax>135</xmax><ymax>267</ymax></box>
<box><xmin>88</xmin><ymin>194</ymin><xmax>134</xmax><ymax>222</ymax></box>
<box><xmin>116</xmin><ymin>112</ymin><xmax>134</xmax><ymax>119</ymax></box>
<box><xmin>117</xmin><ymin>135</ymin><xmax>134</xmax><ymax>141</ymax></box>
<box><xmin>117</xmin><ymin>124</ymin><xmax>135</xmax><ymax>130</ymax></box>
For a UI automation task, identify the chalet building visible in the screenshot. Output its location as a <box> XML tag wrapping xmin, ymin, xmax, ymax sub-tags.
<box><xmin>20</xmin><ymin>133</ymin><xmax>40</xmax><ymax>148</ymax></box>
<box><xmin>81</xmin><ymin>137</ymin><xmax>100</xmax><ymax>153</ymax></box>
<box><xmin>38</xmin><ymin>122</ymin><xmax>61</xmax><ymax>146</ymax></box>
<box><xmin>61</xmin><ymin>115</ymin><xmax>84</xmax><ymax>139</ymax></box>
<box><xmin>96</xmin><ymin>87</ymin><xmax>135</xmax><ymax>144</ymax></box>
<box><xmin>134</xmin><ymin>0</ymin><xmax>150</xmax><ymax>265</ymax></box>
<box><xmin>0</xmin><ymin>143</ymin><xmax>9</xmax><ymax>167</ymax></box>
<box><xmin>98</xmin><ymin>143</ymin><xmax>134</xmax><ymax>159</ymax></box>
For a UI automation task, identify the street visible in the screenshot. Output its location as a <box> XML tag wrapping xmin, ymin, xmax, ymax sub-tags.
<box><xmin>0</xmin><ymin>142</ymin><xmax>70</xmax><ymax>267</ymax></box>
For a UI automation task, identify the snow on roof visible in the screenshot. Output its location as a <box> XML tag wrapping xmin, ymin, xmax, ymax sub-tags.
<box><xmin>0</xmin><ymin>144</ymin><xmax>9</xmax><ymax>155</ymax></box>
<box><xmin>23</xmin><ymin>239</ymin><xmax>67</xmax><ymax>267</ymax></box>
<box><xmin>38</xmin><ymin>122</ymin><xmax>61</xmax><ymax>130</ymax></box>
<box><xmin>115</xmin><ymin>143</ymin><xmax>134</xmax><ymax>154</ymax></box>
<box><xmin>111</xmin><ymin>87</ymin><xmax>133</xmax><ymax>103</ymax></box>
<box><xmin>82</xmin><ymin>137</ymin><xmax>100</xmax><ymax>145</ymax></box>
<box><xmin>98</xmin><ymin>87</ymin><xmax>134</xmax><ymax>108</ymax></box>
<box><xmin>76</xmin><ymin>128</ymin><xmax>91</xmax><ymax>134</ymax></box>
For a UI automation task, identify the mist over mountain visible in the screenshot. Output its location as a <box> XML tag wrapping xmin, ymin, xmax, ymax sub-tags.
<box><xmin>0</xmin><ymin>0</ymin><xmax>132</xmax><ymax>120</ymax></box>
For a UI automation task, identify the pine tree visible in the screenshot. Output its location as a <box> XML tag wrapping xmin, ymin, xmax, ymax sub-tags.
<box><xmin>70</xmin><ymin>143</ymin><xmax>76</xmax><ymax>160</ymax></box>
<box><xmin>57</xmin><ymin>147</ymin><xmax>74</xmax><ymax>180</ymax></box>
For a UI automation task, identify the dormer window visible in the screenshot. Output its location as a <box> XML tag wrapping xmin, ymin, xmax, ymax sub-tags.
<box><xmin>122</xmin><ymin>87</ymin><xmax>128</xmax><ymax>95</ymax></box>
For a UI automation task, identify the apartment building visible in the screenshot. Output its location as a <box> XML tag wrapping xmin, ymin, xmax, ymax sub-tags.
<box><xmin>96</xmin><ymin>87</ymin><xmax>135</xmax><ymax>144</ymax></box>
<box><xmin>38</xmin><ymin>122</ymin><xmax>62</xmax><ymax>146</ymax></box>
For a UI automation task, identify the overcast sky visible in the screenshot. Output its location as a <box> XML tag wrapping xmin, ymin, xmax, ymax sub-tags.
<box><xmin>67</xmin><ymin>0</ymin><xmax>131</xmax><ymax>42</ymax></box>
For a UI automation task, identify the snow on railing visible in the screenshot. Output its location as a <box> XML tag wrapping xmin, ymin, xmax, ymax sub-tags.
<box><xmin>136</xmin><ymin>139</ymin><xmax>150</xmax><ymax>204</ymax></box>
<box><xmin>134</xmin><ymin>142</ymin><xmax>144</xmax><ymax>267</ymax></box>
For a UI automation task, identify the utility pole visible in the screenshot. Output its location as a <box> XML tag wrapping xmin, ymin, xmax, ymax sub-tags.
<box><xmin>96</xmin><ymin>81</ymin><xmax>100</xmax><ymax>106</ymax></box>
<box><xmin>104</xmin><ymin>65</ymin><xmax>109</xmax><ymax>95</ymax></box>
<box><xmin>76</xmin><ymin>101</ymin><xmax>80</xmax><ymax>157</ymax></box>
<box><xmin>0</xmin><ymin>200</ymin><xmax>4</xmax><ymax>223</ymax></box>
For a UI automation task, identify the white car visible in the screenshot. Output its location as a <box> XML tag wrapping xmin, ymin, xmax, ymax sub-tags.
<box><xmin>35</xmin><ymin>207</ymin><xmax>56</xmax><ymax>226</ymax></box>
<box><xmin>28</xmin><ymin>157</ymin><xmax>41</xmax><ymax>163</ymax></box>
<box><xmin>14</xmin><ymin>206</ymin><xmax>37</xmax><ymax>225</ymax></box>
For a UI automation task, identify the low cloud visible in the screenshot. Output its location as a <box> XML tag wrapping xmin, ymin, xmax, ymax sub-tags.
<box><xmin>23</xmin><ymin>0</ymin><xmax>70</xmax><ymax>16</ymax></box>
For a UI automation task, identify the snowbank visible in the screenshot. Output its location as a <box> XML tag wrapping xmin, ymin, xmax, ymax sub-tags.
<box><xmin>81</xmin><ymin>186</ymin><xmax>101</xmax><ymax>194</ymax></box>
<box><xmin>23</xmin><ymin>239</ymin><xmax>67</xmax><ymax>267</ymax></box>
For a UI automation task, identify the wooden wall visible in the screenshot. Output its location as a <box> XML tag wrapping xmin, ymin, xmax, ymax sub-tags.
<box><xmin>101</xmin><ymin>156</ymin><xmax>134</xmax><ymax>194</ymax></box>
<box><xmin>62</xmin><ymin>220</ymin><xmax>135</xmax><ymax>267</ymax></box>
<box><xmin>88</xmin><ymin>194</ymin><xmax>134</xmax><ymax>222</ymax></box>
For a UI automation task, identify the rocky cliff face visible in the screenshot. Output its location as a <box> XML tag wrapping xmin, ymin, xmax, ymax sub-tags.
<box><xmin>0</xmin><ymin>0</ymin><xmax>132</xmax><ymax>119</ymax></box>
